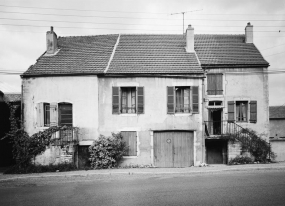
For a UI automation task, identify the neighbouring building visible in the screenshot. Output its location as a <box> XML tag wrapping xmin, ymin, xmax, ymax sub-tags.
<box><xmin>0</xmin><ymin>87</ymin><xmax>21</xmax><ymax>166</ymax></box>
<box><xmin>269</xmin><ymin>106</ymin><xmax>285</xmax><ymax>162</ymax></box>
<box><xmin>21</xmin><ymin>23</ymin><xmax>269</xmax><ymax>168</ymax></box>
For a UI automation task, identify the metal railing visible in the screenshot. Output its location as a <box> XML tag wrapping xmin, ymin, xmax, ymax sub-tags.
<box><xmin>51</xmin><ymin>127</ymin><xmax>79</xmax><ymax>146</ymax></box>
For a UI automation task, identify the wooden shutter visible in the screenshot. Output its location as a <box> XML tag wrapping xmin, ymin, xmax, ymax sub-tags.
<box><xmin>137</xmin><ymin>87</ymin><xmax>144</xmax><ymax>114</ymax></box>
<box><xmin>216</xmin><ymin>74</ymin><xmax>223</xmax><ymax>95</ymax></box>
<box><xmin>112</xmin><ymin>87</ymin><xmax>120</xmax><ymax>114</ymax></box>
<box><xmin>207</xmin><ymin>74</ymin><xmax>215</xmax><ymax>95</ymax></box>
<box><xmin>167</xmin><ymin>86</ymin><xmax>175</xmax><ymax>114</ymax></box>
<box><xmin>228</xmin><ymin>101</ymin><xmax>235</xmax><ymax>122</ymax></box>
<box><xmin>121</xmin><ymin>131</ymin><xmax>137</xmax><ymax>156</ymax></box>
<box><xmin>192</xmin><ymin>86</ymin><xmax>199</xmax><ymax>113</ymax></box>
<box><xmin>50</xmin><ymin>102</ymin><xmax>58</xmax><ymax>126</ymax></box>
<box><xmin>36</xmin><ymin>102</ymin><xmax>44</xmax><ymax>127</ymax></box>
<box><xmin>249</xmin><ymin>101</ymin><xmax>257</xmax><ymax>123</ymax></box>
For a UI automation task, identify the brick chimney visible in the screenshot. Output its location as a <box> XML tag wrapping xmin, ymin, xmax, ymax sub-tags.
<box><xmin>186</xmin><ymin>25</ymin><xmax>194</xmax><ymax>52</ymax></box>
<box><xmin>245</xmin><ymin>22</ymin><xmax>253</xmax><ymax>43</ymax></box>
<box><xmin>46</xmin><ymin>26</ymin><xmax>58</xmax><ymax>54</ymax></box>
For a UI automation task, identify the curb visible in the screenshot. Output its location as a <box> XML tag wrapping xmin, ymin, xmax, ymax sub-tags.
<box><xmin>1</xmin><ymin>165</ymin><xmax>285</xmax><ymax>182</ymax></box>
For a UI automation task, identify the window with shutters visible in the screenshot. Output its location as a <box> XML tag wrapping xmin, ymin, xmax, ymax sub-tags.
<box><xmin>227</xmin><ymin>101</ymin><xmax>257</xmax><ymax>123</ymax></box>
<box><xmin>36</xmin><ymin>102</ymin><xmax>52</xmax><ymax>127</ymax></box>
<box><xmin>112</xmin><ymin>87</ymin><xmax>144</xmax><ymax>114</ymax></box>
<box><xmin>167</xmin><ymin>86</ymin><xmax>199</xmax><ymax>114</ymax></box>
<box><xmin>43</xmin><ymin>103</ymin><xmax>50</xmax><ymax>127</ymax></box>
<box><xmin>207</xmin><ymin>74</ymin><xmax>223</xmax><ymax>95</ymax></box>
<box><xmin>121</xmin><ymin>131</ymin><xmax>137</xmax><ymax>156</ymax></box>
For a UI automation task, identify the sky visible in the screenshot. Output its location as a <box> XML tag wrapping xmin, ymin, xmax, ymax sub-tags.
<box><xmin>0</xmin><ymin>0</ymin><xmax>284</xmax><ymax>105</ymax></box>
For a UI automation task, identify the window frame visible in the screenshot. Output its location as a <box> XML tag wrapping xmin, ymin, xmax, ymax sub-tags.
<box><xmin>43</xmin><ymin>103</ymin><xmax>50</xmax><ymax>127</ymax></box>
<box><xmin>112</xmin><ymin>86</ymin><xmax>144</xmax><ymax>115</ymax></box>
<box><xmin>121</xmin><ymin>131</ymin><xmax>138</xmax><ymax>157</ymax></box>
<box><xmin>167</xmin><ymin>86</ymin><xmax>199</xmax><ymax>114</ymax></box>
<box><xmin>236</xmin><ymin>101</ymin><xmax>248</xmax><ymax>122</ymax></box>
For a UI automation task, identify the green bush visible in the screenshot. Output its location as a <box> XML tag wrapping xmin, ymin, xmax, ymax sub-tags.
<box><xmin>228</xmin><ymin>155</ymin><xmax>254</xmax><ymax>165</ymax></box>
<box><xmin>89</xmin><ymin>133</ymin><xmax>127</xmax><ymax>169</ymax></box>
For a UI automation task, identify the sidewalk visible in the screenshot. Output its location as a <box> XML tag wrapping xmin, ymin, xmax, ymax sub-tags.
<box><xmin>1</xmin><ymin>162</ymin><xmax>285</xmax><ymax>182</ymax></box>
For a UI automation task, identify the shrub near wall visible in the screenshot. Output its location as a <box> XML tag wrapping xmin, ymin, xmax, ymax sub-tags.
<box><xmin>89</xmin><ymin>133</ymin><xmax>127</xmax><ymax>169</ymax></box>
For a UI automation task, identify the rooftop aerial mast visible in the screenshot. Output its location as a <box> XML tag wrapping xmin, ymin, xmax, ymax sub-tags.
<box><xmin>170</xmin><ymin>9</ymin><xmax>203</xmax><ymax>34</ymax></box>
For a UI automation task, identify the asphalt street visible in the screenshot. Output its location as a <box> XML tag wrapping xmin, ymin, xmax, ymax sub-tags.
<box><xmin>0</xmin><ymin>169</ymin><xmax>285</xmax><ymax>206</ymax></box>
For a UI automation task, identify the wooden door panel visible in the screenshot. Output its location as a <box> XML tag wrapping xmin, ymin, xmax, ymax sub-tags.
<box><xmin>154</xmin><ymin>131</ymin><xmax>194</xmax><ymax>168</ymax></box>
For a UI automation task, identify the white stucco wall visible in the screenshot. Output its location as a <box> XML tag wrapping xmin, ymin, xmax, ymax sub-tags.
<box><xmin>205</xmin><ymin>68</ymin><xmax>269</xmax><ymax>141</ymax></box>
<box><xmin>22</xmin><ymin>76</ymin><xmax>99</xmax><ymax>141</ymax></box>
<box><xmin>98</xmin><ymin>77</ymin><xmax>204</xmax><ymax>166</ymax></box>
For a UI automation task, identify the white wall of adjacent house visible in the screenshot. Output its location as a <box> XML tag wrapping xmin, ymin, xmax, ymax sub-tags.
<box><xmin>22</xmin><ymin>76</ymin><xmax>99</xmax><ymax>165</ymax></box>
<box><xmin>98</xmin><ymin>76</ymin><xmax>204</xmax><ymax>166</ymax></box>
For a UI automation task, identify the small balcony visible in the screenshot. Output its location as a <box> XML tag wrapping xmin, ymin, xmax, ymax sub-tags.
<box><xmin>51</xmin><ymin>127</ymin><xmax>79</xmax><ymax>146</ymax></box>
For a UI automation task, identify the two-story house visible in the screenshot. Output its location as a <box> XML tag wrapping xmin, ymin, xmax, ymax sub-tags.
<box><xmin>21</xmin><ymin>23</ymin><xmax>269</xmax><ymax>167</ymax></box>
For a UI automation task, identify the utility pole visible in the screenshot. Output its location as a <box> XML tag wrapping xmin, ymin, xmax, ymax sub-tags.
<box><xmin>170</xmin><ymin>9</ymin><xmax>203</xmax><ymax>34</ymax></box>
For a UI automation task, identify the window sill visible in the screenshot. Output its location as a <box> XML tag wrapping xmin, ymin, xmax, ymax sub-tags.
<box><xmin>120</xmin><ymin>114</ymin><xmax>137</xmax><ymax>117</ymax></box>
<box><xmin>174</xmin><ymin>113</ymin><xmax>191</xmax><ymax>116</ymax></box>
<box><xmin>123</xmin><ymin>156</ymin><xmax>138</xmax><ymax>159</ymax></box>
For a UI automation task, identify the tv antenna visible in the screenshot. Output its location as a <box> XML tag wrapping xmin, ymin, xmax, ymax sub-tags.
<box><xmin>170</xmin><ymin>9</ymin><xmax>203</xmax><ymax>34</ymax></box>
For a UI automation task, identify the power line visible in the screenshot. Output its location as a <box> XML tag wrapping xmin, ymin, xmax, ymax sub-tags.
<box><xmin>2</xmin><ymin>17</ymin><xmax>285</xmax><ymax>28</ymax></box>
<box><xmin>0</xmin><ymin>23</ymin><xmax>284</xmax><ymax>33</ymax></box>
<box><xmin>264</xmin><ymin>51</ymin><xmax>285</xmax><ymax>57</ymax></box>
<box><xmin>0</xmin><ymin>4</ymin><xmax>284</xmax><ymax>16</ymax></box>
<box><xmin>260</xmin><ymin>43</ymin><xmax>285</xmax><ymax>51</ymax></box>
<box><xmin>1</xmin><ymin>10</ymin><xmax>285</xmax><ymax>22</ymax></box>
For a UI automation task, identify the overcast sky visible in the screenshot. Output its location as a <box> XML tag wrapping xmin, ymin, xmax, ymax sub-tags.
<box><xmin>0</xmin><ymin>0</ymin><xmax>284</xmax><ymax>106</ymax></box>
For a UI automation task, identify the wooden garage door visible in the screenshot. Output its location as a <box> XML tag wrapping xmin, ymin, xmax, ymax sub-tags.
<box><xmin>154</xmin><ymin>131</ymin><xmax>194</xmax><ymax>167</ymax></box>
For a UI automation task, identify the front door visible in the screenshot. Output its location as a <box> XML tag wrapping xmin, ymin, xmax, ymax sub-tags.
<box><xmin>209</xmin><ymin>109</ymin><xmax>222</xmax><ymax>135</ymax></box>
<box><xmin>154</xmin><ymin>131</ymin><xmax>194</xmax><ymax>167</ymax></box>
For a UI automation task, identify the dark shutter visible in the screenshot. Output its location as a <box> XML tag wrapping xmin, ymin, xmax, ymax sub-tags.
<box><xmin>249</xmin><ymin>101</ymin><xmax>257</xmax><ymax>123</ymax></box>
<box><xmin>216</xmin><ymin>74</ymin><xmax>223</xmax><ymax>95</ymax></box>
<box><xmin>228</xmin><ymin>101</ymin><xmax>235</xmax><ymax>122</ymax></box>
<box><xmin>192</xmin><ymin>86</ymin><xmax>199</xmax><ymax>113</ymax></box>
<box><xmin>112</xmin><ymin>87</ymin><xmax>120</xmax><ymax>114</ymax></box>
<box><xmin>121</xmin><ymin>131</ymin><xmax>137</xmax><ymax>156</ymax></box>
<box><xmin>137</xmin><ymin>87</ymin><xmax>144</xmax><ymax>114</ymax></box>
<box><xmin>167</xmin><ymin>86</ymin><xmax>175</xmax><ymax>114</ymax></box>
<box><xmin>207</xmin><ymin>74</ymin><xmax>216</xmax><ymax>95</ymax></box>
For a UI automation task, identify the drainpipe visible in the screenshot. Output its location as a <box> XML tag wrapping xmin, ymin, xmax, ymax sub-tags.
<box><xmin>202</xmin><ymin>76</ymin><xmax>206</xmax><ymax>163</ymax></box>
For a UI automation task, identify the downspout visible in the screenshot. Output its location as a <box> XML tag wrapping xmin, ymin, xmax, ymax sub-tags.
<box><xmin>202</xmin><ymin>76</ymin><xmax>205</xmax><ymax>163</ymax></box>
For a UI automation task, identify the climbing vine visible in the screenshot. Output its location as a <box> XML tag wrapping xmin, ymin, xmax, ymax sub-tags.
<box><xmin>2</xmin><ymin>102</ymin><xmax>77</xmax><ymax>172</ymax></box>
<box><xmin>221</xmin><ymin>128</ymin><xmax>275</xmax><ymax>162</ymax></box>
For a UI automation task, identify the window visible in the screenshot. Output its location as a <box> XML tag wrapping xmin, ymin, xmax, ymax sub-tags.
<box><xmin>36</xmin><ymin>102</ymin><xmax>73</xmax><ymax>127</ymax></box>
<box><xmin>112</xmin><ymin>87</ymin><xmax>144</xmax><ymax>114</ymax></box>
<box><xmin>175</xmin><ymin>87</ymin><xmax>190</xmax><ymax>113</ymax></box>
<box><xmin>44</xmin><ymin>103</ymin><xmax>50</xmax><ymax>127</ymax></box>
<box><xmin>121</xmin><ymin>87</ymin><xmax>136</xmax><ymax>113</ymax></box>
<box><xmin>121</xmin><ymin>131</ymin><xmax>137</xmax><ymax>156</ymax></box>
<box><xmin>208</xmin><ymin>101</ymin><xmax>222</xmax><ymax>106</ymax></box>
<box><xmin>207</xmin><ymin>74</ymin><xmax>223</xmax><ymax>95</ymax></box>
<box><xmin>167</xmin><ymin>86</ymin><xmax>199</xmax><ymax>114</ymax></box>
<box><xmin>227</xmin><ymin>101</ymin><xmax>257</xmax><ymax>123</ymax></box>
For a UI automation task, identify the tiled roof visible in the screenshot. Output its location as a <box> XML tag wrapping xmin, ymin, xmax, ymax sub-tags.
<box><xmin>269</xmin><ymin>106</ymin><xmax>285</xmax><ymax>119</ymax></box>
<box><xmin>22</xmin><ymin>33</ymin><xmax>268</xmax><ymax>76</ymax></box>
<box><xmin>108</xmin><ymin>35</ymin><xmax>202</xmax><ymax>74</ymax></box>
<box><xmin>23</xmin><ymin>35</ymin><xmax>119</xmax><ymax>76</ymax></box>
<box><xmin>4</xmin><ymin>93</ymin><xmax>21</xmax><ymax>102</ymax></box>
<box><xmin>195</xmin><ymin>34</ymin><xmax>269</xmax><ymax>66</ymax></box>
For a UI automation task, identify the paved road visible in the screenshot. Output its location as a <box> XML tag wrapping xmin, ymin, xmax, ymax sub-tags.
<box><xmin>1</xmin><ymin>170</ymin><xmax>285</xmax><ymax>206</ymax></box>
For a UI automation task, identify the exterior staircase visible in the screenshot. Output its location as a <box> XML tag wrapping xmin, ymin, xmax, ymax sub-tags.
<box><xmin>204</xmin><ymin>121</ymin><xmax>272</xmax><ymax>161</ymax></box>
